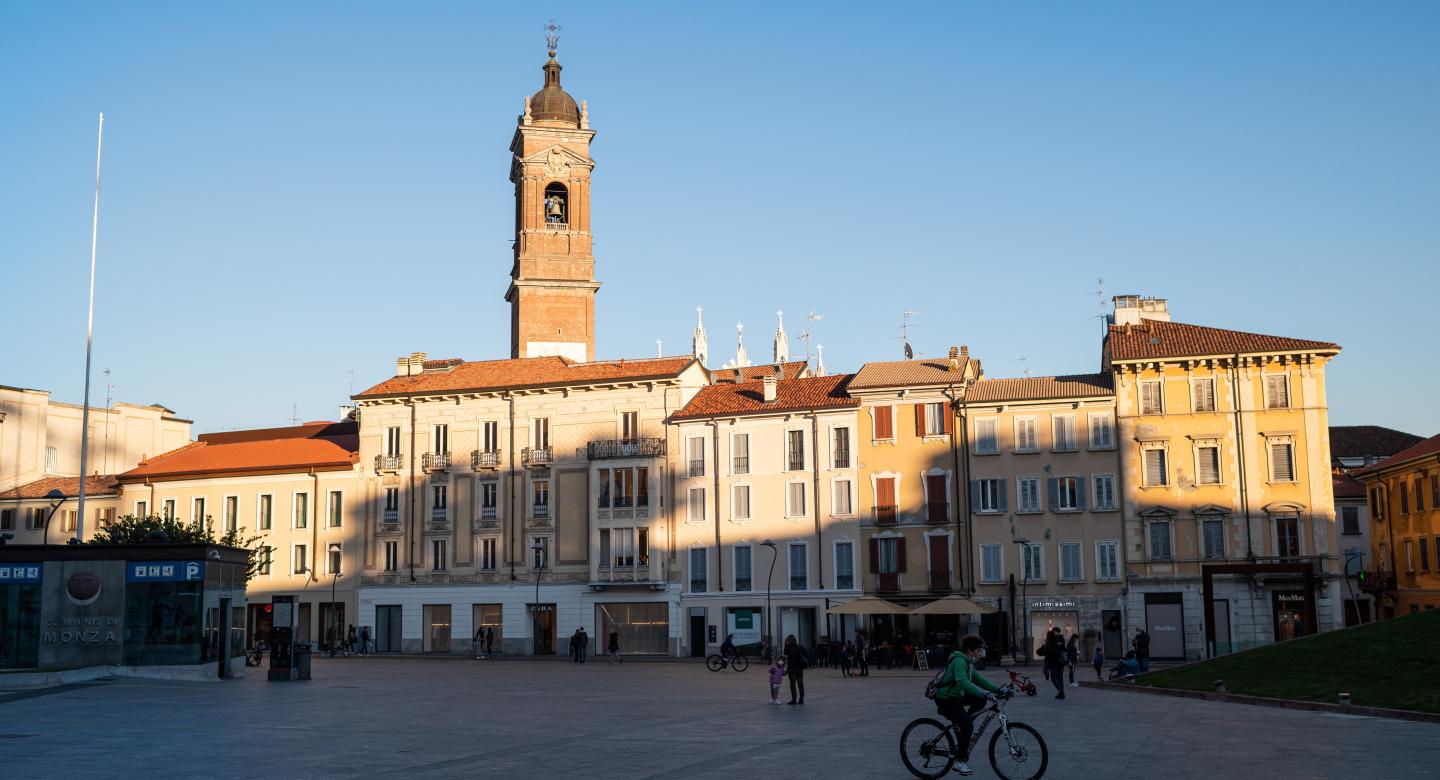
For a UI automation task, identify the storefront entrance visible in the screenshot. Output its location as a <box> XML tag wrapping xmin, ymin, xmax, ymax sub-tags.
<box><xmin>1273</xmin><ymin>591</ymin><xmax>1308</xmax><ymax>641</ymax></box>
<box><xmin>595</xmin><ymin>602</ymin><xmax>668</xmax><ymax>655</ymax></box>
<box><xmin>1143</xmin><ymin>592</ymin><xmax>1186</xmax><ymax>659</ymax></box>
<box><xmin>422</xmin><ymin>604</ymin><xmax>451</xmax><ymax>653</ymax></box>
<box><xmin>247</xmin><ymin>603</ymin><xmax>274</xmax><ymax>649</ymax></box>
<box><xmin>375</xmin><ymin>605</ymin><xmax>402</xmax><ymax>653</ymax></box>
<box><xmin>529</xmin><ymin>603</ymin><xmax>556</xmax><ymax>654</ymax></box>
<box><xmin>779</xmin><ymin>606</ymin><xmax>816</xmax><ymax>649</ymax></box>
<box><xmin>472</xmin><ymin>604</ymin><xmax>502</xmax><ymax>653</ymax></box>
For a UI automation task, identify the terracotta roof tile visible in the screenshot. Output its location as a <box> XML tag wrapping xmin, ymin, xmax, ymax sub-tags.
<box><xmin>672</xmin><ymin>374</ymin><xmax>859</xmax><ymax>420</ymax></box>
<box><xmin>1356</xmin><ymin>432</ymin><xmax>1440</xmax><ymax>477</ymax></box>
<box><xmin>710</xmin><ymin>361</ymin><xmax>808</xmax><ymax>384</ymax></box>
<box><xmin>850</xmin><ymin>355</ymin><xmax>974</xmax><ymax>390</ymax></box>
<box><xmin>1107</xmin><ymin>320</ymin><xmax>1339</xmax><ymax>362</ymax></box>
<box><xmin>1332</xmin><ymin>471</ymin><xmax>1366</xmax><ymax>499</ymax></box>
<box><xmin>354</xmin><ymin>356</ymin><xmax>696</xmax><ymax>399</ymax></box>
<box><xmin>0</xmin><ymin>474</ymin><xmax>120</xmax><ymax>500</ymax></box>
<box><xmin>1328</xmin><ymin>426</ymin><xmax>1424</xmax><ymax>460</ymax></box>
<box><xmin>966</xmin><ymin>373</ymin><xmax>1114</xmax><ymax>403</ymax></box>
<box><xmin>119</xmin><ymin>421</ymin><xmax>357</xmax><ymax>482</ymax></box>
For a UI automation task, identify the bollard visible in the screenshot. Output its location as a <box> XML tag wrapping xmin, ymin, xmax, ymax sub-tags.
<box><xmin>1213</xmin><ymin>679</ymin><xmax>1227</xmax><ymax>694</ymax></box>
<box><xmin>1338</xmin><ymin>692</ymin><xmax>1351</xmax><ymax>709</ymax></box>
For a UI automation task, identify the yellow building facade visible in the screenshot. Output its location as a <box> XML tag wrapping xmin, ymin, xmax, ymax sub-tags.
<box><xmin>1356</xmin><ymin>436</ymin><xmax>1440</xmax><ymax>615</ymax></box>
<box><xmin>1105</xmin><ymin>296</ymin><xmax>1342</xmax><ymax>659</ymax></box>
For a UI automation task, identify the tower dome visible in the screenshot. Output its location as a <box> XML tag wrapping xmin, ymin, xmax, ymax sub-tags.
<box><xmin>529</xmin><ymin>54</ymin><xmax>580</xmax><ymax>126</ymax></box>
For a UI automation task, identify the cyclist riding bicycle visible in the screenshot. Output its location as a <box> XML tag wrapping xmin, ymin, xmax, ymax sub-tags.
<box><xmin>719</xmin><ymin>634</ymin><xmax>737</xmax><ymax>663</ymax></box>
<box><xmin>934</xmin><ymin>635</ymin><xmax>1003</xmax><ymax>776</ymax></box>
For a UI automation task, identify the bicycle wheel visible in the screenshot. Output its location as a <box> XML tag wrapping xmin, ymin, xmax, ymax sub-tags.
<box><xmin>731</xmin><ymin>655</ymin><xmax>749</xmax><ymax>672</ymax></box>
<box><xmin>988</xmin><ymin>721</ymin><xmax>1048</xmax><ymax>780</ymax></box>
<box><xmin>705</xmin><ymin>654</ymin><xmax>724</xmax><ymax>672</ymax></box>
<box><xmin>899</xmin><ymin>718</ymin><xmax>956</xmax><ymax>779</ymax></box>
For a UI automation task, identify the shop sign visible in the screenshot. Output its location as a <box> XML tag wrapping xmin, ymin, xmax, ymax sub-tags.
<box><xmin>0</xmin><ymin>564</ymin><xmax>42</xmax><ymax>583</ymax></box>
<box><xmin>1276</xmin><ymin>593</ymin><xmax>1307</xmax><ymax>603</ymax></box>
<box><xmin>1029</xmin><ymin>598</ymin><xmax>1077</xmax><ymax>610</ymax></box>
<box><xmin>126</xmin><ymin>561</ymin><xmax>203</xmax><ymax>582</ymax></box>
<box><xmin>726</xmin><ymin>608</ymin><xmax>762</xmax><ymax>646</ymax></box>
<box><xmin>528</xmin><ymin>604</ymin><xmax>554</xmax><ymax>613</ymax></box>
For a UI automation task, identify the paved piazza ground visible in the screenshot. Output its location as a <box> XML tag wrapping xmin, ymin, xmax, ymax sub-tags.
<box><xmin>3</xmin><ymin>658</ymin><xmax>1436</xmax><ymax>779</ymax></box>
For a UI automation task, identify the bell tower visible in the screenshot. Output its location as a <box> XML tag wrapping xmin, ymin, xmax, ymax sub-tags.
<box><xmin>506</xmin><ymin>32</ymin><xmax>599</xmax><ymax>362</ymax></box>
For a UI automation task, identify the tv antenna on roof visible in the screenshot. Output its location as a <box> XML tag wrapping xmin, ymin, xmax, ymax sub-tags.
<box><xmin>1087</xmin><ymin>277</ymin><xmax>1106</xmax><ymax>334</ymax></box>
<box><xmin>892</xmin><ymin>309</ymin><xmax>920</xmax><ymax>359</ymax></box>
<box><xmin>289</xmin><ymin>403</ymin><xmax>300</xmax><ymax>426</ymax></box>
<box><xmin>1016</xmin><ymin>356</ymin><xmax>1030</xmax><ymax>379</ymax></box>
<box><xmin>797</xmin><ymin>310</ymin><xmax>823</xmax><ymax>370</ymax></box>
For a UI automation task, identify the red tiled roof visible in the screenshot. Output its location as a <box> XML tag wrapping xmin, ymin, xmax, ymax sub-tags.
<box><xmin>1355</xmin><ymin>432</ymin><xmax>1440</xmax><ymax>477</ymax></box>
<box><xmin>1332</xmin><ymin>472</ymin><xmax>1366</xmax><ymax>499</ymax></box>
<box><xmin>966</xmin><ymin>373</ymin><xmax>1114</xmax><ymax>403</ymax></box>
<box><xmin>119</xmin><ymin>421</ymin><xmax>357</xmax><ymax>482</ymax></box>
<box><xmin>0</xmin><ymin>474</ymin><xmax>120</xmax><ymax>500</ymax></box>
<box><xmin>1106</xmin><ymin>320</ymin><xmax>1339</xmax><ymax>362</ymax></box>
<box><xmin>1329</xmin><ymin>426</ymin><xmax>1424</xmax><ymax>460</ymax></box>
<box><xmin>710</xmin><ymin>361</ymin><xmax>808</xmax><ymax>384</ymax></box>
<box><xmin>672</xmin><ymin>374</ymin><xmax>859</xmax><ymax>420</ymax></box>
<box><xmin>354</xmin><ymin>356</ymin><xmax>697</xmax><ymax>399</ymax></box>
<box><xmin>850</xmin><ymin>355</ymin><xmax>975</xmax><ymax>390</ymax></box>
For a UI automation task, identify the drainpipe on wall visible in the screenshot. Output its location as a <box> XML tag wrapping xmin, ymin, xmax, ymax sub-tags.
<box><xmin>811</xmin><ymin>411</ymin><xmax>823</xmax><ymax>590</ymax></box>
<box><xmin>710</xmin><ymin>419</ymin><xmax>723</xmax><ymax>592</ymax></box>
<box><xmin>508</xmin><ymin>393</ymin><xmax>517</xmax><ymax>581</ymax></box>
<box><xmin>943</xmin><ymin>385</ymin><xmax>968</xmax><ymax>594</ymax></box>
<box><xmin>311</xmin><ymin>468</ymin><xmax>320</xmax><ymax>583</ymax></box>
<box><xmin>409</xmin><ymin>397</ymin><xmax>417</xmax><ymax>582</ymax></box>
<box><xmin>1230</xmin><ymin>354</ymin><xmax>1255</xmax><ymax>558</ymax></box>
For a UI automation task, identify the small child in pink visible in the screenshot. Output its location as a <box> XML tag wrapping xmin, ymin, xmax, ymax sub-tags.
<box><xmin>768</xmin><ymin>657</ymin><xmax>786</xmax><ymax>704</ymax></box>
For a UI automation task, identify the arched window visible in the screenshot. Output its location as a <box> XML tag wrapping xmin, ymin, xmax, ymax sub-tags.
<box><xmin>543</xmin><ymin>182</ymin><xmax>568</xmax><ymax>226</ymax></box>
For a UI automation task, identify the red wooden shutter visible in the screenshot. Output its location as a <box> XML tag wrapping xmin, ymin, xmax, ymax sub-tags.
<box><xmin>896</xmin><ymin>538</ymin><xmax>908</xmax><ymax>572</ymax></box>
<box><xmin>914</xmin><ymin>403</ymin><xmax>926</xmax><ymax>436</ymax></box>
<box><xmin>877</xmin><ymin>477</ymin><xmax>897</xmax><ymax>523</ymax></box>
<box><xmin>926</xmin><ymin>475</ymin><xmax>948</xmax><ymax>523</ymax></box>
<box><xmin>875</xmin><ymin>406</ymin><xmax>893</xmax><ymax>439</ymax></box>
<box><xmin>929</xmin><ymin>535</ymin><xmax>949</xmax><ymax>590</ymax></box>
<box><xmin>868</xmin><ymin>537</ymin><xmax>879</xmax><ymax>573</ymax></box>
<box><xmin>942</xmin><ymin>405</ymin><xmax>953</xmax><ymax>435</ymax></box>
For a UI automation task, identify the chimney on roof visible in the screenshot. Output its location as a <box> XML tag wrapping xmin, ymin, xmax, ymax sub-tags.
<box><xmin>1111</xmin><ymin>295</ymin><xmax>1171</xmax><ymax>326</ymax></box>
<box><xmin>948</xmin><ymin>346</ymin><xmax>961</xmax><ymax>372</ymax></box>
<box><xmin>396</xmin><ymin>352</ymin><xmax>428</xmax><ymax>376</ymax></box>
<box><xmin>762</xmin><ymin>373</ymin><xmax>777</xmax><ymax>403</ymax></box>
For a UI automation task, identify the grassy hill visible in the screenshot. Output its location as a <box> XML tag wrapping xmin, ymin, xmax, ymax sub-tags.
<box><xmin>1140</xmin><ymin>609</ymin><xmax>1440</xmax><ymax>714</ymax></box>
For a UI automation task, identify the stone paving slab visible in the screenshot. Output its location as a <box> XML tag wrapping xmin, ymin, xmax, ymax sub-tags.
<box><xmin>1</xmin><ymin>659</ymin><xmax>1437</xmax><ymax>778</ymax></box>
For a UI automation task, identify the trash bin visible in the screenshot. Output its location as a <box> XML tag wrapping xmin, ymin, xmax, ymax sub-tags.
<box><xmin>294</xmin><ymin>642</ymin><xmax>312</xmax><ymax>680</ymax></box>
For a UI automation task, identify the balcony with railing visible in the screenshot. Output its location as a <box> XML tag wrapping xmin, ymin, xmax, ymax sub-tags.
<box><xmin>422</xmin><ymin>451</ymin><xmax>452</xmax><ymax>472</ymax></box>
<box><xmin>1359</xmin><ymin>570</ymin><xmax>1397</xmax><ymax>594</ymax></box>
<box><xmin>523</xmin><ymin>447</ymin><xmax>553</xmax><ymax>468</ymax></box>
<box><xmin>584</xmin><ymin>438</ymin><xmax>666</xmax><ymax>460</ymax></box>
<box><xmin>530</xmin><ymin>504</ymin><xmax>550</xmax><ymax>525</ymax></box>
<box><xmin>472</xmin><ymin>450</ymin><xmax>501</xmax><ymax>470</ymax></box>
<box><xmin>732</xmin><ymin>456</ymin><xmax>749</xmax><ymax>475</ymax></box>
<box><xmin>430</xmin><ymin>507</ymin><xmax>448</xmax><ymax>523</ymax></box>
<box><xmin>594</xmin><ymin>554</ymin><xmax>658</xmax><ymax>585</ymax></box>
<box><xmin>374</xmin><ymin>454</ymin><xmax>403</xmax><ymax>473</ymax></box>
<box><xmin>382</xmin><ymin>508</ymin><xmax>399</xmax><ymax>524</ymax></box>
<box><xmin>874</xmin><ymin>505</ymin><xmax>898</xmax><ymax>525</ymax></box>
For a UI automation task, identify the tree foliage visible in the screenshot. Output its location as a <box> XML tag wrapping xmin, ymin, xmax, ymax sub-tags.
<box><xmin>88</xmin><ymin>514</ymin><xmax>266</xmax><ymax>581</ymax></box>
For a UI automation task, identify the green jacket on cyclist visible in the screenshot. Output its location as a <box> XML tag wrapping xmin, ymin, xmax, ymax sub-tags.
<box><xmin>935</xmin><ymin>650</ymin><xmax>1001</xmax><ymax>700</ymax></box>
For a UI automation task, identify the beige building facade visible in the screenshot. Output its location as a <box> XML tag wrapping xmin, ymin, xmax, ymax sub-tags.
<box><xmin>961</xmin><ymin>374</ymin><xmax>1125</xmax><ymax>661</ymax></box>
<box><xmin>670</xmin><ymin>373</ymin><xmax>862</xmax><ymax>656</ymax></box>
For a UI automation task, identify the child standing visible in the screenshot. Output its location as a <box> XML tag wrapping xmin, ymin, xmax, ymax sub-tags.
<box><xmin>1091</xmin><ymin>644</ymin><xmax>1105</xmax><ymax>680</ymax></box>
<box><xmin>768</xmin><ymin>658</ymin><xmax>786</xmax><ymax>704</ymax></box>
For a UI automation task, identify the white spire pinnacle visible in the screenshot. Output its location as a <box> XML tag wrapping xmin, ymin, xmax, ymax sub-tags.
<box><xmin>773</xmin><ymin>309</ymin><xmax>789</xmax><ymax>364</ymax></box>
<box><xmin>815</xmin><ymin>345</ymin><xmax>827</xmax><ymax>377</ymax></box>
<box><xmin>723</xmin><ymin>321</ymin><xmax>752</xmax><ymax>369</ymax></box>
<box><xmin>692</xmin><ymin>306</ymin><xmax>709</xmax><ymax>365</ymax></box>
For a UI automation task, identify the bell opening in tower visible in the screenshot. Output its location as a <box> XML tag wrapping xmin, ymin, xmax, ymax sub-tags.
<box><xmin>543</xmin><ymin>182</ymin><xmax>568</xmax><ymax>227</ymax></box>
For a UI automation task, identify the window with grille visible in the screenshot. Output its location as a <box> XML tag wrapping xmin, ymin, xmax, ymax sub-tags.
<box><xmin>1059</xmin><ymin>543</ymin><xmax>1082</xmax><ymax>582</ymax></box>
<box><xmin>832</xmin><ymin>427</ymin><xmax>851</xmax><ymax>469</ymax></box>
<box><xmin>787</xmin><ymin>430</ymin><xmax>805</xmax><ymax>471</ymax></box>
<box><xmin>1140</xmin><ymin>381</ymin><xmax>1163</xmax><ymax>414</ymax></box>
<box><xmin>480</xmin><ymin>482</ymin><xmax>498</xmax><ymax>519</ymax></box>
<box><xmin>1142</xmin><ymin>447</ymin><xmax>1168</xmax><ymax>487</ymax></box>
<box><xmin>731</xmin><ymin>433</ymin><xmax>749</xmax><ymax>474</ymax></box>
<box><xmin>1270</xmin><ymin>441</ymin><xmax>1296</xmax><ymax>482</ymax></box>
<box><xmin>1015</xmin><ymin>417</ymin><xmax>1038</xmax><ymax>452</ymax></box>
<box><xmin>1265</xmin><ymin>375</ymin><xmax>1290</xmax><ymax>408</ymax></box>
<box><xmin>980</xmin><ymin>544</ymin><xmax>1003</xmax><ymax>583</ymax></box>
<box><xmin>1203</xmin><ymin>519</ymin><xmax>1226</xmax><ymax>559</ymax></box>
<box><xmin>1196</xmin><ymin>443</ymin><xmax>1221</xmax><ymax>485</ymax></box>
<box><xmin>531</xmin><ymin>480</ymin><xmax>549</xmax><ymax>518</ymax></box>
<box><xmin>687</xmin><ymin>437</ymin><xmax>705</xmax><ymax>477</ymax></box>
<box><xmin>974</xmin><ymin>418</ymin><xmax>998</xmax><ymax>454</ymax></box>
<box><xmin>1192</xmin><ymin>378</ymin><xmax>1216</xmax><ymax>412</ymax></box>
<box><xmin>1149</xmin><ymin>522</ymin><xmax>1172</xmax><ymax>560</ymax></box>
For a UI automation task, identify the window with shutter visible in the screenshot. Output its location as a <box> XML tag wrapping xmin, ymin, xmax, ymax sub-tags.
<box><xmin>1196</xmin><ymin>444</ymin><xmax>1221</xmax><ymax>485</ymax></box>
<box><xmin>1140</xmin><ymin>381</ymin><xmax>1163</xmax><ymax>414</ymax></box>
<box><xmin>1400</xmin><ymin>481</ymin><xmax>1410</xmax><ymax>514</ymax></box>
<box><xmin>924</xmin><ymin>402</ymin><xmax>947</xmax><ymax>436</ymax></box>
<box><xmin>1414</xmin><ymin>477</ymin><xmax>1425</xmax><ymax>513</ymax></box>
<box><xmin>1202</xmin><ymin>519</ymin><xmax>1226</xmax><ymax>559</ymax></box>
<box><xmin>1192</xmin><ymin>378</ymin><xmax>1216</xmax><ymax>412</ymax></box>
<box><xmin>1265</xmin><ymin>375</ymin><xmax>1290</xmax><ymax>408</ymax></box>
<box><xmin>926</xmin><ymin>475</ymin><xmax>948</xmax><ymax>522</ymax></box>
<box><xmin>980</xmin><ymin>544</ymin><xmax>1003</xmax><ymax>583</ymax></box>
<box><xmin>1054</xmin><ymin>477</ymin><xmax>1081</xmax><ymax>511</ymax></box>
<box><xmin>1148</xmin><ymin>522</ymin><xmax>1173</xmax><ymax>560</ymax></box>
<box><xmin>873</xmin><ymin>406</ymin><xmax>894</xmax><ymax>440</ymax></box>
<box><xmin>1023</xmin><ymin>544</ymin><xmax>1043</xmax><ymax>582</ymax></box>
<box><xmin>914</xmin><ymin>403</ymin><xmax>927</xmax><ymax>437</ymax></box>
<box><xmin>732</xmin><ymin>485</ymin><xmax>751</xmax><ymax>520</ymax></box>
<box><xmin>1093</xmin><ymin>475</ymin><xmax>1116</xmax><ymax>510</ymax></box>
<box><xmin>1089</xmin><ymin>413</ymin><xmax>1114</xmax><ymax>449</ymax></box>
<box><xmin>975</xmin><ymin>418</ymin><xmax>998</xmax><ymax>454</ymax></box>
<box><xmin>1017</xmin><ymin>477</ymin><xmax>1040</xmax><ymax>513</ymax></box>
<box><xmin>1059</xmin><ymin>543</ymin><xmax>1082</xmax><ymax>582</ymax></box>
<box><xmin>787</xmin><ymin>482</ymin><xmax>806</xmax><ymax>516</ymax></box>
<box><xmin>875</xmin><ymin>477</ymin><xmax>897</xmax><ymax>524</ymax></box>
<box><xmin>928</xmin><ymin>535</ymin><xmax>950</xmax><ymax>590</ymax></box>
<box><xmin>1015</xmin><ymin>417</ymin><xmax>1038</xmax><ymax>452</ymax></box>
<box><xmin>1270</xmin><ymin>442</ymin><xmax>1295</xmax><ymax>482</ymax></box>
<box><xmin>1143</xmin><ymin>448</ymin><xmax>1168</xmax><ymax>487</ymax></box>
<box><xmin>1096</xmin><ymin>541</ymin><xmax>1119</xmax><ymax>581</ymax></box>
<box><xmin>1053</xmin><ymin>416</ymin><xmax>1077</xmax><ymax>451</ymax></box>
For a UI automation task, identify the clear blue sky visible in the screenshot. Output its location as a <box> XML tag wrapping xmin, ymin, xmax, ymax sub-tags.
<box><xmin>3</xmin><ymin>2</ymin><xmax>1437</xmax><ymax>436</ymax></box>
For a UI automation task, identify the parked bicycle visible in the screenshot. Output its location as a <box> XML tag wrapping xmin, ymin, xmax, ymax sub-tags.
<box><xmin>705</xmin><ymin>652</ymin><xmax>748</xmax><ymax>672</ymax></box>
<box><xmin>899</xmin><ymin>684</ymin><xmax>1048</xmax><ymax>780</ymax></box>
<box><xmin>323</xmin><ymin>640</ymin><xmax>352</xmax><ymax>659</ymax></box>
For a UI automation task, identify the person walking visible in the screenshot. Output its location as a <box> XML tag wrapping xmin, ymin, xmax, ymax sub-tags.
<box><xmin>767</xmin><ymin>657</ymin><xmax>786</xmax><ymax>704</ymax></box>
<box><xmin>569</xmin><ymin>629</ymin><xmax>581</xmax><ymax>663</ymax></box>
<box><xmin>346</xmin><ymin>624</ymin><xmax>358</xmax><ymax>655</ymax></box>
<box><xmin>358</xmin><ymin>625</ymin><xmax>371</xmax><ymax>656</ymax></box>
<box><xmin>1091</xmin><ymin>643</ymin><xmax>1105</xmax><ymax>681</ymax></box>
<box><xmin>474</xmin><ymin>625</ymin><xmax>487</xmax><ymax>659</ymax></box>
<box><xmin>1132</xmin><ymin>627</ymin><xmax>1151</xmax><ymax>673</ymax></box>
<box><xmin>485</xmin><ymin>627</ymin><xmax>495</xmax><ymax>657</ymax></box>
<box><xmin>855</xmin><ymin>630</ymin><xmax>869</xmax><ymax>677</ymax></box>
<box><xmin>577</xmin><ymin>628</ymin><xmax>589</xmax><ymax>663</ymax></box>
<box><xmin>783</xmin><ymin>635</ymin><xmax>808</xmax><ymax>705</ymax></box>
<box><xmin>607</xmin><ymin>631</ymin><xmax>621</xmax><ymax>663</ymax></box>
<box><xmin>933</xmin><ymin>635</ymin><xmax>1003</xmax><ymax>777</ymax></box>
<box><xmin>1065</xmin><ymin>633</ymin><xmax>1080</xmax><ymax>687</ymax></box>
<box><xmin>1042</xmin><ymin>628</ymin><xmax>1067</xmax><ymax>699</ymax></box>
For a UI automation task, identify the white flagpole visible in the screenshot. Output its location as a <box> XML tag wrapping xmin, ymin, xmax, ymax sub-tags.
<box><xmin>76</xmin><ymin>112</ymin><xmax>104</xmax><ymax>544</ymax></box>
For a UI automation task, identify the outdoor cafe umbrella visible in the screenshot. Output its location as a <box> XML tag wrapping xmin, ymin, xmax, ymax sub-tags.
<box><xmin>825</xmin><ymin>596</ymin><xmax>910</xmax><ymax>615</ymax></box>
<box><xmin>907</xmin><ymin>594</ymin><xmax>998</xmax><ymax>615</ymax></box>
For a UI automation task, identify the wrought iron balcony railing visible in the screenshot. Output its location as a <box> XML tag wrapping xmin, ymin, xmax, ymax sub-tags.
<box><xmin>472</xmin><ymin>450</ymin><xmax>501</xmax><ymax>470</ymax></box>
<box><xmin>523</xmin><ymin>447</ymin><xmax>553</xmax><ymax>468</ymax></box>
<box><xmin>375</xmin><ymin>454</ymin><xmax>403</xmax><ymax>473</ymax></box>
<box><xmin>585</xmin><ymin>438</ymin><xmax>666</xmax><ymax>460</ymax></box>
<box><xmin>422</xmin><ymin>452</ymin><xmax>452</xmax><ymax>471</ymax></box>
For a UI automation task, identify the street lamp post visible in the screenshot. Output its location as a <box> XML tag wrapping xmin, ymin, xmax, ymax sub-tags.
<box><xmin>761</xmin><ymin>539</ymin><xmax>777</xmax><ymax>662</ymax></box>
<box><xmin>329</xmin><ymin>543</ymin><xmax>342</xmax><ymax>651</ymax></box>
<box><xmin>531</xmin><ymin>540</ymin><xmax>546</xmax><ymax>657</ymax></box>
<box><xmin>42</xmin><ymin>489</ymin><xmax>67</xmax><ymax>546</ymax></box>
<box><xmin>1013</xmin><ymin>537</ymin><xmax>1030</xmax><ymax>666</ymax></box>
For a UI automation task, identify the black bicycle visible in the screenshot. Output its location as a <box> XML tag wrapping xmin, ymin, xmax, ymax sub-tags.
<box><xmin>705</xmin><ymin>652</ymin><xmax>748</xmax><ymax>672</ymax></box>
<box><xmin>899</xmin><ymin>685</ymin><xmax>1048</xmax><ymax>780</ymax></box>
<box><xmin>323</xmin><ymin>640</ymin><xmax>352</xmax><ymax>659</ymax></box>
